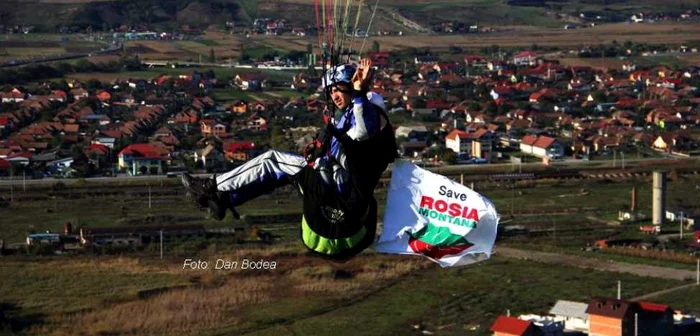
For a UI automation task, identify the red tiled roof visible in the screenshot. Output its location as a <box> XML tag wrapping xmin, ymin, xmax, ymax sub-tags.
<box><xmin>119</xmin><ymin>144</ymin><xmax>161</xmax><ymax>158</ymax></box>
<box><xmin>87</xmin><ymin>143</ymin><xmax>110</xmax><ymax>154</ymax></box>
<box><xmin>446</xmin><ymin>129</ymin><xmax>470</xmax><ymax>141</ymax></box>
<box><xmin>8</xmin><ymin>151</ymin><xmax>32</xmax><ymax>159</ymax></box>
<box><xmin>470</xmin><ymin>129</ymin><xmax>489</xmax><ymax>139</ymax></box>
<box><xmin>533</xmin><ymin>136</ymin><xmax>556</xmax><ymax>149</ymax></box>
<box><xmin>224</xmin><ymin>141</ymin><xmax>255</xmax><ymax>152</ymax></box>
<box><xmin>490</xmin><ymin>316</ymin><xmax>532</xmax><ymax>335</ymax></box>
<box><xmin>64</xmin><ymin>124</ymin><xmax>79</xmax><ymax>133</ymax></box>
<box><xmin>521</xmin><ymin>135</ymin><xmax>538</xmax><ymax>146</ymax></box>
<box><xmin>638</xmin><ymin>302</ymin><xmax>670</xmax><ymax>313</ymax></box>
<box><xmin>514</xmin><ymin>51</ymin><xmax>537</xmax><ymax>58</ymax></box>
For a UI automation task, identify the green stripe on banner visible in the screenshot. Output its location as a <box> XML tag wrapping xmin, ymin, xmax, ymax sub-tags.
<box><xmin>410</xmin><ymin>223</ymin><xmax>471</xmax><ymax>247</ymax></box>
<box><xmin>301</xmin><ymin>215</ymin><xmax>367</xmax><ymax>255</ymax></box>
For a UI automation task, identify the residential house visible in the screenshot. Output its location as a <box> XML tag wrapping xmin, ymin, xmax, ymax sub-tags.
<box><xmin>369</xmin><ymin>51</ymin><xmax>390</xmax><ymax>67</ymax></box>
<box><xmin>234</xmin><ymin>73</ymin><xmax>266</xmax><ymax>91</ymax></box>
<box><xmin>464</xmin><ymin>55</ymin><xmax>487</xmax><ymax>67</ymax></box>
<box><xmin>200</xmin><ymin>119</ymin><xmax>216</xmax><ymax>136</ymax></box>
<box><xmin>414</xmin><ymin>56</ymin><xmax>439</xmax><ymax>64</ymax></box>
<box><xmin>533</xmin><ymin>136</ymin><xmax>564</xmax><ymax>159</ymax></box>
<box><xmin>519</xmin><ymin>135</ymin><xmax>538</xmax><ymax>154</ymax></box>
<box><xmin>399</xmin><ymin>141</ymin><xmax>428</xmax><ymax>157</ymax></box>
<box><xmin>587</xmin><ymin>298</ymin><xmax>635</xmax><ymax>336</ymax></box>
<box><xmin>247</xmin><ymin>116</ymin><xmax>268</xmax><ymax>132</ymax></box>
<box><xmin>194</xmin><ymin>143</ymin><xmax>226</xmax><ymax>171</ymax></box>
<box><xmin>488</xmin><ymin>61</ymin><xmax>507</xmax><ymax>71</ymax></box>
<box><xmin>652</xmin><ymin>133</ymin><xmax>696</xmax><ymax>152</ymax></box>
<box><xmin>7</xmin><ymin>151</ymin><xmax>31</xmax><ymax>166</ymax></box>
<box><xmin>587</xmin><ymin>298</ymin><xmax>674</xmax><ymax>336</ymax></box>
<box><xmin>80</xmin><ymin>114</ymin><xmax>111</xmax><ymax>126</ymax></box>
<box><xmin>224</xmin><ymin>141</ymin><xmax>255</xmax><ymax>162</ymax></box>
<box><xmin>174</xmin><ymin>109</ymin><xmax>199</xmax><ymax>124</ymax></box>
<box><xmin>95</xmin><ymin>90</ymin><xmax>111</xmax><ymax>102</ymax></box>
<box><xmin>470</xmin><ymin>129</ymin><xmax>495</xmax><ymax>160</ymax></box>
<box><xmin>549</xmin><ymin>300</ymin><xmax>589</xmax><ymax>331</ymax></box>
<box><xmin>0</xmin><ymin>116</ymin><xmax>13</xmax><ymax>134</ymax></box>
<box><xmin>118</xmin><ymin>143</ymin><xmax>168</xmax><ymax>176</ymax></box>
<box><xmin>231</xmin><ymin>100</ymin><xmax>248</xmax><ymax>113</ymax></box>
<box><xmin>70</xmin><ymin>88</ymin><xmax>89</xmax><ymax>100</ymax></box>
<box><xmin>513</xmin><ymin>51</ymin><xmax>538</xmax><ymax>66</ymax></box>
<box><xmin>395</xmin><ymin>125</ymin><xmax>429</xmax><ymax>142</ymax></box>
<box><xmin>529</xmin><ymin>88</ymin><xmax>560</xmax><ymax>103</ymax></box>
<box><xmin>0</xmin><ymin>89</ymin><xmax>25</xmax><ymax>103</ymax></box>
<box><xmin>80</xmin><ymin>225</ymin><xmax>205</xmax><ymax>246</ymax></box>
<box><xmin>48</xmin><ymin>90</ymin><xmax>67</xmax><ymax>103</ymax></box>
<box><xmin>291</xmin><ymin>27</ymin><xmax>306</xmax><ymax>36</ymax></box>
<box><xmin>521</xmin><ymin>135</ymin><xmax>564</xmax><ymax>159</ymax></box>
<box><xmin>0</xmin><ymin>158</ymin><xmax>10</xmax><ymax>176</ymax></box>
<box><xmin>445</xmin><ymin>129</ymin><xmax>471</xmax><ymax>154</ymax></box>
<box><xmin>490</xmin><ymin>315</ymin><xmax>535</xmax><ymax>336</ymax></box>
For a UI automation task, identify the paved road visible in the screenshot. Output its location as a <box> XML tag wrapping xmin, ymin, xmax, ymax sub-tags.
<box><xmin>2</xmin><ymin>156</ymin><xmax>696</xmax><ymax>187</ymax></box>
<box><xmin>496</xmin><ymin>246</ymin><xmax>697</xmax><ymax>281</ymax></box>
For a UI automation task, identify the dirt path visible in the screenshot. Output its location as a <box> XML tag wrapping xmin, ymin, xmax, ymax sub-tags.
<box><xmin>496</xmin><ymin>246</ymin><xmax>696</xmax><ymax>281</ymax></box>
<box><xmin>631</xmin><ymin>283</ymin><xmax>697</xmax><ymax>301</ymax></box>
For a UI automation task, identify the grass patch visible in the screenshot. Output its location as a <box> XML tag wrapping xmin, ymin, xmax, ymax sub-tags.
<box><xmin>245</xmin><ymin>257</ymin><xmax>682</xmax><ymax>336</ymax></box>
<box><xmin>197</xmin><ymin>39</ymin><xmax>221</xmax><ymax>47</ymax></box>
<box><xmin>653</xmin><ymin>286</ymin><xmax>700</xmax><ymax>315</ymax></box>
<box><xmin>0</xmin><ymin>257</ymin><xmax>188</xmax><ymax>316</ymax></box>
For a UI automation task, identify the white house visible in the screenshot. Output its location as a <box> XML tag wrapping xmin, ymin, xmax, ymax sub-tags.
<box><xmin>513</xmin><ymin>51</ymin><xmax>538</xmax><ymax>66</ymax></box>
<box><xmin>445</xmin><ymin>129</ymin><xmax>471</xmax><ymax>154</ymax></box>
<box><xmin>519</xmin><ymin>135</ymin><xmax>538</xmax><ymax>154</ymax></box>
<box><xmin>549</xmin><ymin>300</ymin><xmax>589</xmax><ymax>331</ymax></box>
<box><xmin>395</xmin><ymin>125</ymin><xmax>429</xmax><ymax>142</ymax></box>
<box><xmin>520</xmin><ymin>135</ymin><xmax>564</xmax><ymax>159</ymax></box>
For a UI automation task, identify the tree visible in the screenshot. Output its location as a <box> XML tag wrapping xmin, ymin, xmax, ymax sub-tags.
<box><xmin>372</xmin><ymin>40</ymin><xmax>380</xmax><ymax>53</ymax></box>
<box><xmin>209</xmin><ymin>48</ymin><xmax>216</xmax><ymax>63</ymax></box>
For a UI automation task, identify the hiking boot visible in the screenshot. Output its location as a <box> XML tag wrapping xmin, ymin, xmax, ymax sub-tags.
<box><xmin>181</xmin><ymin>173</ymin><xmax>217</xmax><ymax>198</ymax></box>
<box><xmin>207</xmin><ymin>191</ymin><xmax>240</xmax><ymax>221</ymax></box>
<box><xmin>185</xmin><ymin>190</ymin><xmax>209</xmax><ymax>210</ymax></box>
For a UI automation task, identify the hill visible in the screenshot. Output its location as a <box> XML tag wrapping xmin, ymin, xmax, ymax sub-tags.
<box><xmin>0</xmin><ymin>0</ymin><xmax>697</xmax><ymax>32</ymax></box>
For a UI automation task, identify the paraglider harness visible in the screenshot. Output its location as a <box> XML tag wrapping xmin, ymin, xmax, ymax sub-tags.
<box><xmin>297</xmin><ymin>89</ymin><xmax>398</xmax><ymax>261</ymax></box>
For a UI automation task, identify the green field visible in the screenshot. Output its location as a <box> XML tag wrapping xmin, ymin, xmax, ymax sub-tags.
<box><xmin>2</xmin><ymin>165</ymin><xmax>700</xmax><ymax>334</ymax></box>
<box><xmin>0</xmin><ymin>252</ymin><xmax>689</xmax><ymax>336</ymax></box>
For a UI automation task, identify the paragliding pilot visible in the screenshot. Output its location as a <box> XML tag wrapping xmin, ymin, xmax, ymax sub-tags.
<box><xmin>182</xmin><ymin>59</ymin><xmax>397</xmax><ymax>260</ymax></box>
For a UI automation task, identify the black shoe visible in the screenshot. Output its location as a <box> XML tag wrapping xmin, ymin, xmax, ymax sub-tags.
<box><xmin>208</xmin><ymin>192</ymin><xmax>240</xmax><ymax>221</ymax></box>
<box><xmin>182</xmin><ymin>173</ymin><xmax>217</xmax><ymax>198</ymax></box>
<box><xmin>185</xmin><ymin>191</ymin><xmax>209</xmax><ymax>210</ymax></box>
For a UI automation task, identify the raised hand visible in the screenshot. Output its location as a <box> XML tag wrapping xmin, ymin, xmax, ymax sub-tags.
<box><xmin>351</xmin><ymin>58</ymin><xmax>375</xmax><ymax>92</ymax></box>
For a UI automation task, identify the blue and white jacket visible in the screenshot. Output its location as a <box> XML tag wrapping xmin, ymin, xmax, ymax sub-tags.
<box><xmin>318</xmin><ymin>91</ymin><xmax>382</xmax><ymax>195</ymax></box>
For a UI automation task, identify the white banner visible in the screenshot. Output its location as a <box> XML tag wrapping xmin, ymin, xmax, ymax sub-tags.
<box><xmin>374</xmin><ymin>161</ymin><xmax>500</xmax><ymax>267</ymax></box>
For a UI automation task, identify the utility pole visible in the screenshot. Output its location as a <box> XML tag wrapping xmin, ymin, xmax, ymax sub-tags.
<box><xmin>9</xmin><ymin>167</ymin><xmax>13</xmax><ymax>203</ymax></box>
<box><xmin>621</xmin><ymin>152</ymin><xmax>625</xmax><ymax>170</ymax></box>
<box><xmin>148</xmin><ymin>185</ymin><xmax>152</xmax><ymax>209</ymax></box>
<box><xmin>511</xmin><ymin>180</ymin><xmax>515</xmax><ymax>216</ymax></box>
<box><xmin>613</xmin><ymin>150</ymin><xmax>617</xmax><ymax>168</ymax></box>
<box><xmin>680</xmin><ymin>212</ymin><xmax>683</xmax><ymax>239</ymax></box>
<box><xmin>160</xmin><ymin>229</ymin><xmax>163</xmax><ymax>260</ymax></box>
<box><xmin>634</xmin><ymin>313</ymin><xmax>638</xmax><ymax>336</ymax></box>
<box><xmin>617</xmin><ymin>280</ymin><xmax>621</xmax><ymax>299</ymax></box>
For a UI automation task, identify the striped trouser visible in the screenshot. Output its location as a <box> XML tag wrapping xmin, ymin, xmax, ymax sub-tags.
<box><xmin>214</xmin><ymin>150</ymin><xmax>348</xmax><ymax>206</ymax></box>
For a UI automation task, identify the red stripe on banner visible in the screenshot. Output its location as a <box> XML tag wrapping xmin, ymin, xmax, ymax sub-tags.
<box><xmin>408</xmin><ymin>238</ymin><xmax>473</xmax><ymax>260</ymax></box>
